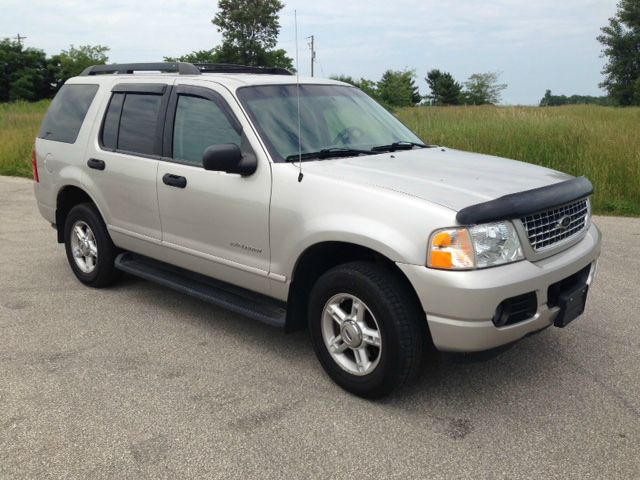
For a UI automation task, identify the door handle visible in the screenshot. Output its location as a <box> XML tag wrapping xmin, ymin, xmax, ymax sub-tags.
<box><xmin>87</xmin><ymin>158</ymin><xmax>106</xmax><ymax>170</ymax></box>
<box><xmin>162</xmin><ymin>173</ymin><xmax>187</xmax><ymax>189</ymax></box>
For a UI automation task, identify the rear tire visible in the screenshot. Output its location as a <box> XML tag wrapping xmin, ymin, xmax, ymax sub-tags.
<box><xmin>308</xmin><ymin>261</ymin><xmax>424</xmax><ymax>398</ymax></box>
<box><xmin>64</xmin><ymin>203</ymin><xmax>122</xmax><ymax>288</ymax></box>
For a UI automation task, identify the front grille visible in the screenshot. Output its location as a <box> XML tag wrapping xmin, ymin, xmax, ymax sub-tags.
<box><xmin>521</xmin><ymin>198</ymin><xmax>590</xmax><ymax>251</ymax></box>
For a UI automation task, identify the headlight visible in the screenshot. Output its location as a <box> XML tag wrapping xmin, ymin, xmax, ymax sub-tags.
<box><xmin>428</xmin><ymin>221</ymin><xmax>524</xmax><ymax>270</ymax></box>
<box><xmin>469</xmin><ymin>222</ymin><xmax>524</xmax><ymax>268</ymax></box>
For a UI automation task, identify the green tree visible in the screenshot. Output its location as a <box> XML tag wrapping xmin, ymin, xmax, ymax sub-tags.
<box><xmin>357</xmin><ymin>79</ymin><xmax>379</xmax><ymax>99</ymax></box>
<box><xmin>164</xmin><ymin>49</ymin><xmax>220</xmax><ymax>63</ymax></box>
<box><xmin>211</xmin><ymin>0</ymin><xmax>293</xmax><ymax>69</ymax></box>
<box><xmin>425</xmin><ymin>69</ymin><xmax>462</xmax><ymax>105</ymax></box>
<box><xmin>540</xmin><ymin>89</ymin><xmax>611</xmax><ymax>106</ymax></box>
<box><xmin>261</xmin><ymin>48</ymin><xmax>294</xmax><ymax>70</ymax></box>
<box><xmin>597</xmin><ymin>0</ymin><xmax>640</xmax><ymax>105</ymax></box>
<box><xmin>0</xmin><ymin>39</ymin><xmax>53</xmax><ymax>102</ymax></box>
<box><xmin>331</xmin><ymin>74</ymin><xmax>379</xmax><ymax>99</ymax></box>
<box><xmin>49</xmin><ymin>44</ymin><xmax>109</xmax><ymax>91</ymax></box>
<box><xmin>463</xmin><ymin>71</ymin><xmax>507</xmax><ymax>105</ymax></box>
<box><xmin>376</xmin><ymin>69</ymin><xmax>421</xmax><ymax>108</ymax></box>
<box><xmin>331</xmin><ymin>74</ymin><xmax>358</xmax><ymax>85</ymax></box>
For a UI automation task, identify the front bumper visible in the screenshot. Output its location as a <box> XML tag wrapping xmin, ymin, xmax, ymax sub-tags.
<box><xmin>397</xmin><ymin>224</ymin><xmax>601</xmax><ymax>352</ymax></box>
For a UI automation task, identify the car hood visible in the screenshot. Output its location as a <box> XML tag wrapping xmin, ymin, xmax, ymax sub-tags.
<box><xmin>300</xmin><ymin>147</ymin><xmax>573</xmax><ymax>212</ymax></box>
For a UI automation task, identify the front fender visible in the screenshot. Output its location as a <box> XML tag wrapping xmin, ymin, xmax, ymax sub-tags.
<box><xmin>269</xmin><ymin>166</ymin><xmax>456</xmax><ymax>279</ymax></box>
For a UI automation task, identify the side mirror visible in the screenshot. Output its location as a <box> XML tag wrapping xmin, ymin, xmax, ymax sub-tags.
<box><xmin>202</xmin><ymin>143</ymin><xmax>257</xmax><ymax>176</ymax></box>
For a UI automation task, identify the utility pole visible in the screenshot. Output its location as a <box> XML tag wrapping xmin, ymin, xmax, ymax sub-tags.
<box><xmin>14</xmin><ymin>33</ymin><xmax>27</xmax><ymax>45</ymax></box>
<box><xmin>307</xmin><ymin>35</ymin><xmax>316</xmax><ymax>77</ymax></box>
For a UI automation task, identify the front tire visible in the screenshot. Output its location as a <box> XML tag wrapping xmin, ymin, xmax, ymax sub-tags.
<box><xmin>309</xmin><ymin>261</ymin><xmax>424</xmax><ymax>398</ymax></box>
<box><xmin>64</xmin><ymin>203</ymin><xmax>122</xmax><ymax>288</ymax></box>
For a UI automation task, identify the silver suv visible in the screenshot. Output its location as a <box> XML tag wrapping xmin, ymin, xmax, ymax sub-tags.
<box><xmin>33</xmin><ymin>62</ymin><xmax>601</xmax><ymax>397</ymax></box>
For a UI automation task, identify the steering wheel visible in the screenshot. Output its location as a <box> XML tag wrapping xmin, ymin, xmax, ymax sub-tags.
<box><xmin>332</xmin><ymin>127</ymin><xmax>366</xmax><ymax>145</ymax></box>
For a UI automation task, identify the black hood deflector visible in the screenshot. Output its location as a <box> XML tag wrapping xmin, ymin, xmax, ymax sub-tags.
<box><xmin>456</xmin><ymin>176</ymin><xmax>593</xmax><ymax>225</ymax></box>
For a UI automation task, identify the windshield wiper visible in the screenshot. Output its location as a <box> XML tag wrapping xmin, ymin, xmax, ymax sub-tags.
<box><xmin>370</xmin><ymin>141</ymin><xmax>430</xmax><ymax>152</ymax></box>
<box><xmin>285</xmin><ymin>148</ymin><xmax>374</xmax><ymax>162</ymax></box>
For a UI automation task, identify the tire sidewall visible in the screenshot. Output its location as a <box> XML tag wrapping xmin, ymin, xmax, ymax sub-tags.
<box><xmin>64</xmin><ymin>204</ymin><xmax>110</xmax><ymax>285</ymax></box>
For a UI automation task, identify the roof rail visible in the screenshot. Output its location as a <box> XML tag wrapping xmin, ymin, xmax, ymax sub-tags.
<box><xmin>80</xmin><ymin>62</ymin><xmax>202</xmax><ymax>76</ymax></box>
<box><xmin>79</xmin><ymin>62</ymin><xmax>294</xmax><ymax>77</ymax></box>
<box><xmin>193</xmin><ymin>63</ymin><xmax>293</xmax><ymax>76</ymax></box>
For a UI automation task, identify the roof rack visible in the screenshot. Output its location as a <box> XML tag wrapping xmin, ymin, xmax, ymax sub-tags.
<box><xmin>193</xmin><ymin>63</ymin><xmax>293</xmax><ymax>76</ymax></box>
<box><xmin>80</xmin><ymin>62</ymin><xmax>201</xmax><ymax>76</ymax></box>
<box><xmin>79</xmin><ymin>62</ymin><xmax>293</xmax><ymax>76</ymax></box>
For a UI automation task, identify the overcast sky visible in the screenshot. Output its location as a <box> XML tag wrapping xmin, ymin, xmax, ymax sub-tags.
<box><xmin>1</xmin><ymin>0</ymin><xmax>617</xmax><ymax>104</ymax></box>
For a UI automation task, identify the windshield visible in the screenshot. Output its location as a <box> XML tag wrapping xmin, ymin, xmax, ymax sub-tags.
<box><xmin>236</xmin><ymin>84</ymin><xmax>424</xmax><ymax>162</ymax></box>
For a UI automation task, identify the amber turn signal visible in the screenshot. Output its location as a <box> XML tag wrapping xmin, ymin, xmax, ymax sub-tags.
<box><xmin>428</xmin><ymin>228</ymin><xmax>475</xmax><ymax>270</ymax></box>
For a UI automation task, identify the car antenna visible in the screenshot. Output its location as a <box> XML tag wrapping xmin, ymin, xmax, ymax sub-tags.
<box><xmin>294</xmin><ymin>10</ymin><xmax>303</xmax><ymax>182</ymax></box>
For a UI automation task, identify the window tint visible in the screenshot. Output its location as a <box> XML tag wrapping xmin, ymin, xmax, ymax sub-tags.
<box><xmin>38</xmin><ymin>84</ymin><xmax>99</xmax><ymax>143</ymax></box>
<box><xmin>117</xmin><ymin>93</ymin><xmax>162</xmax><ymax>155</ymax></box>
<box><xmin>101</xmin><ymin>93</ymin><xmax>124</xmax><ymax>150</ymax></box>
<box><xmin>173</xmin><ymin>95</ymin><xmax>241</xmax><ymax>166</ymax></box>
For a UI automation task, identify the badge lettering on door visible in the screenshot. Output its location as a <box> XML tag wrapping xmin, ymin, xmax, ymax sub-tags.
<box><xmin>230</xmin><ymin>242</ymin><xmax>263</xmax><ymax>254</ymax></box>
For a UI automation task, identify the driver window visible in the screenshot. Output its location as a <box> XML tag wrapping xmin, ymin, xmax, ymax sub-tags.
<box><xmin>173</xmin><ymin>95</ymin><xmax>241</xmax><ymax>166</ymax></box>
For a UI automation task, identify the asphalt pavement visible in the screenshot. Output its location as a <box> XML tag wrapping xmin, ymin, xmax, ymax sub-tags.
<box><xmin>1</xmin><ymin>176</ymin><xmax>639</xmax><ymax>479</ymax></box>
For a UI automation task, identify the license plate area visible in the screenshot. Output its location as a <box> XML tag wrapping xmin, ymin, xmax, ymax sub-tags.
<box><xmin>554</xmin><ymin>283</ymin><xmax>588</xmax><ymax>328</ymax></box>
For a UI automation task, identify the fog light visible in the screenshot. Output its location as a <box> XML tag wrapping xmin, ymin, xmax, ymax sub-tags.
<box><xmin>492</xmin><ymin>301</ymin><xmax>511</xmax><ymax>327</ymax></box>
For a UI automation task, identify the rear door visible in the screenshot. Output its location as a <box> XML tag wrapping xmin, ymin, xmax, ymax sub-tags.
<box><xmin>84</xmin><ymin>80</ymin><xmax>172</xmax><ymax>256</ymax></box>
<box><xmin>156</xmin><ymin>80</ymin><xmax>272</xmax><ymax>295</ymax></box>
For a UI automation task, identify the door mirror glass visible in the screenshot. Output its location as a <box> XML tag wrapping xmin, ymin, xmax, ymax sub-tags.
<box><xmin>202</xmin><ymin>143</ymin><xmax>257</xmax><ymax>176</ymax></box>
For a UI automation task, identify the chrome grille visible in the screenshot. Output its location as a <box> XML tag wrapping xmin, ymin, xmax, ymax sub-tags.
<box><xmin>521</xmin><ymin>198</ymin><xmax>590</xmax><ymax>251</ymax></box>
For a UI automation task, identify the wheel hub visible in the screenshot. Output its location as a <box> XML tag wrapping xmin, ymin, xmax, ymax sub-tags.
<box><xmin>80</xmin><ymin>239</ymin><xmax>90</xmax><ymax>255</ymax></box>
<box><xmin>70</xmin><ymin>220</ymin><xmax>97</xmax><ymax>274</ymax></box>
<box><xmin>321</xmin><ymin>293</ymin><xmax>382</xmax><ymax>377</ymax></box>
<box><xmin>340</xmin><ymin>320</ymin><xmax>363</xmax><ymax>348</ymax></box>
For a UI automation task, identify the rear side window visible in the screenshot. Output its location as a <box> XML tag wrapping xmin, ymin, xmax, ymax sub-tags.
<box><xmin>100</xmin><ymin>90</ymin><xmax>163</xmax><ymax>156</ymax></box>
<box><xmin>118</xmin><ymin>94</ymin><xmax>162</xmax><ymax>155</ymax></box>
<box><xmin>173</xmin><ymin>95</ymin><xmax>241</xmax><ymax>166</ymax></box>
<box><xmin>38</xmin><ymin>84</ymin><xmax>99</xmax><ymax>144</ymax></box>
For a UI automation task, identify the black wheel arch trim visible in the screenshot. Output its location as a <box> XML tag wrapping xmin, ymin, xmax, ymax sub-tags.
<box><xmin>456</xmin><ymin>176</ymin><xmax>593</xmax><ymax>225</ymax></box>
<box><xmin>55</xmin><ymin>185</ymin><xmax>107</xmax><ymax>243</ymax></box>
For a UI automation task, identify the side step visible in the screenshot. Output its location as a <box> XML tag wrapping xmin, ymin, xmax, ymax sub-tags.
<box><xmin>115</xmin><ymin>253</ymin><xmax>287</xmax><ymax>328</ymax></box>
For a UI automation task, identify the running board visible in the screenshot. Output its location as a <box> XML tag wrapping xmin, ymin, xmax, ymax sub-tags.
<box><xmin>115</xmin><ymin>252</ymin><xmax>287</xmax><ymax>328</ymax></box>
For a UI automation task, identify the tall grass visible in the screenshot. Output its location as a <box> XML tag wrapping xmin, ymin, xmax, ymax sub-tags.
<box><xmin>0</xmin><ymin>100</ymin><xmax>50</xmax><ymax>177</ymax></box>
<box><xmin>397</xmin><ymin>105</ymin><xmax>640</xmax><ymax>216</ymax></box>
<box><xmin>0</xmin><ymin>102</ymin><xmax>638</xmax><ymax>216</ymax></box>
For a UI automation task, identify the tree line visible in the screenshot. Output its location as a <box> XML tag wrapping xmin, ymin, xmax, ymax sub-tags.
<box><xmin>0</xmin><ymin>41</ymin><xmax>108</xmax><ymax>102</ymax></box>
<box><xmin>0</xmin><ymin>0</ymin><xmax>638</xmax><ymax>107</ymax></box>
<box><xmin>539</xmin><ymin>90</ymin><xmax>611</xmax><ymax>107</ymax></box>
<box><xmin>332</xmin><ymin>70</ymin><xmax>508</xmax><ymax>108</ymax></box>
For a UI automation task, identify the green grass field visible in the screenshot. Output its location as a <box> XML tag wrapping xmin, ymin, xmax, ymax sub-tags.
<box><xmin>0</xmin><ymin>101</ymin><xmax>50</xmax><ymax>177</ymax></box>
<box><xmin>398</xmin><ymin>105</ymin><xmax>640</xmax><ymax>216</ymax></box>
<box><xmin>1</xmin><ymin>101</ymin><xmax>638</xmax><ymax>216</ymax></box>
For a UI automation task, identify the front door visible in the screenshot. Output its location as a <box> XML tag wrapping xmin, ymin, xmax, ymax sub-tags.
<box><xmin>156</xmin><ymin>81</ymin><xmax>272</xmax><ymax>295</ymax></box>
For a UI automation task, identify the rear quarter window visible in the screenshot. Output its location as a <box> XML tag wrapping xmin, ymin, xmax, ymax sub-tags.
<box><xmin>38</xmin><ymin>84</ymin><xmax>99</xmax><ymax>144</ymax></box>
